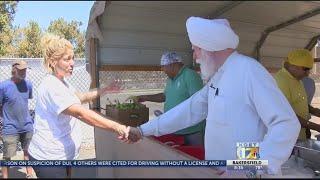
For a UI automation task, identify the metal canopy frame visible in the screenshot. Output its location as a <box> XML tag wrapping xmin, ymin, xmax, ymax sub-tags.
<box><xmin>207</xmin><ymin>1</ymin><xmax>244</xmax><ymax>18</ymax></box>
<box><xmin>253</xmin><ymin>7</ymin><xmax>320</xmax><ymax>61</ymax></box>
<box><xmin>305</xmin><ymin>34</ymin><xmax>320</xmax><ymax>50</ymax></box>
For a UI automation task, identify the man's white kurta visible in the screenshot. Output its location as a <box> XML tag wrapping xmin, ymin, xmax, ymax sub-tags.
<box><xmin>140</xmin><ymin>51</ymin><xmax>300</xmax><ymax>175</ymax></box>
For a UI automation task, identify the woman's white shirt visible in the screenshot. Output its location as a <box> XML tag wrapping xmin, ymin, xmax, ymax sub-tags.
<box><xmin>28</xmin><ymin>74</ymin><xmax>82</xmax><ymax>160</ymax></box>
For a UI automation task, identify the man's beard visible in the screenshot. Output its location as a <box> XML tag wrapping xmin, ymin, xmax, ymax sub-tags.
<box><xmin>14</xmin><ymin>73</ymin><xmax>25</xmax><ymax>80</ymax></box>
<box><xmin>197</xmin><ymin>52</ymin><xmax>218</xmax><ymax>82</ymax></box>
<box><xmin>17</xmin><ymin>75</ymin><xmax>25</xmax><ymax>80</ymax></box>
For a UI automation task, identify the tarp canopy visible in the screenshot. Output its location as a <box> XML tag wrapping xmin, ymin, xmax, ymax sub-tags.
<box><xmin>86</xmin><ymin>1</ymin><xmax>320</xmax><ymax>69</ymax></box>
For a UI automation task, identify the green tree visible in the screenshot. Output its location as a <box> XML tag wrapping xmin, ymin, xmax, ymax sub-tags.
<box><xmin>17</xmin><ymin>21</ymin><xmax>42</xmax><ymax>58</ymax></box>
<box><xmin>47</xmin><ymin>18</ymin><xmax>85</xmax><ymax>57</ymax></box>
<box><xmin>74</xmin><ymin>31</ymin><xmax>85</xmax><ymax>58</ymax></box>
<box><xmin>4</xmin><ymin>26</ymin><xmax>23</xmax><ymax>57</ymax></box>
<box><xmin>0</xmin><ymin>1</ymin><xmax>18</xmax><ymax>56</ymax></box>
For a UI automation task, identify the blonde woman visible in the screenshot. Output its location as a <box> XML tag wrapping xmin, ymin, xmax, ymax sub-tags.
<box><xmin>27</xmin><ymin>34</ymin><xmax>129</xmax><ymax>178</ymax></box>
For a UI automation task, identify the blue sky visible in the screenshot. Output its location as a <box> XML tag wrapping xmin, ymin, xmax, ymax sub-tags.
<box><xmin>13</xmin><ymin>1</ymin><xmax>95</xmax><ymax>32</ymax></box>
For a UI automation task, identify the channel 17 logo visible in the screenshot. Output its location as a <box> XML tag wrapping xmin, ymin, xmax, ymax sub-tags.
<box><xmin>236</xmin><ymin>142</ymin><xmax>260</xmax><ymax>160</ymax></box>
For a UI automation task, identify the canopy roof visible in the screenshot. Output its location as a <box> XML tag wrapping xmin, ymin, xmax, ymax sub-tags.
<box><xmin>86</xmin><ymin>1</ymin><xmax>320</xmax><ymax>68</ymax></box>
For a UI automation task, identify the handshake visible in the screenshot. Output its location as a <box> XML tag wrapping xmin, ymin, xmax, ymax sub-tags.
<box><xmin>116</xmin><ymin>125</ymin><xmax>143</xmax><ymax>143</ymax></box>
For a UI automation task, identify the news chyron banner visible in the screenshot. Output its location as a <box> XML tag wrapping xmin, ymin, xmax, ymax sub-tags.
<box><xmin>0</xmin><ymin>142</ymin><xmax>268</xmax><ymax>172</ymax></box>
<box><xmin>226</xmin><ymin>142</ymin><xmax>268</xmax><ymax>173</ymax></box>
<box><xmin>0</xmin><ymin>160</ymin><xmax>226</xmax><ymax>167</ymax></box>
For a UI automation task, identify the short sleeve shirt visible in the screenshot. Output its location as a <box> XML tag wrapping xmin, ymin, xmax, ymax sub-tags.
<box><xmin>28</xmin><ymin>74</ymin><xmax>82</xmax><ymax>160</ymax></box>
<box><xmin>274</xmin><ymin>68</ymin><xmax>309</xmax><ymax>140</ymax></box>
<box><xmin>164</xmin><ymin>66</ymin><xmax>205</xmax><ymax>134</ymax></box>
<box><xmin>0</xmin><ymin>79</ymin><xmax>33</xmax><ymax>135</ymax></box>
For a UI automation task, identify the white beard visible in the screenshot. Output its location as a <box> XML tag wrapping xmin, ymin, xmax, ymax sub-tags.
<box><xmin>197</xmin><ymin>57</ymin><xmax>218</xmax><ymax>82</ymax></box>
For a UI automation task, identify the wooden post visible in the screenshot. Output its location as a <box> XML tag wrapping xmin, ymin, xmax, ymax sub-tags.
<box><xmin>88</xmin><ymin>38</ymin><xmax>99</xmax><ymax>110</ymax></box>
<box><xmin>89</xmin><ymin>38</ymin><xmax>97</xmax><ymax>88</ymax></box>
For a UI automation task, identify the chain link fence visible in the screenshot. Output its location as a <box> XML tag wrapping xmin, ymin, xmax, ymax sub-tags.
<box><xmin>0</xmin><ymin>58</ymin><xmax>91</xmax><ymax>109</ymax></box>
<box><xmin>0</xmin><ymin>58</ymin><xmax>94</xmax><ymax>153</ymax></box>
<box><xmin>99</xmin><ymin>71</ymin><xmax>167</xmax><ymax>121</ymax></box>
<box><xmin>99</xmin><ymin>71</ymin><xmax>167</xmax><ymax>90</ymax></box>
<box><xmin>0</xmin><ymin>58</ymin><xmax>168</xmax><ymax>155</ymax></box>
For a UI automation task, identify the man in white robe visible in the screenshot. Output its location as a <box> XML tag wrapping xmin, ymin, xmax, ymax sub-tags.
<box><xmin>126</xmin><ymin>17</ymin><xmax>300</xmax><ymax>177</ymax></box>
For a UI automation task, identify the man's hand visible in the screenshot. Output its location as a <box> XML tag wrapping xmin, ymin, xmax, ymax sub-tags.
<box><xmin>122</xmin><ymin>126</ymin><xmax>142</xmax><ymax>143</ymax></box>
<box><xmin>117</xmin><ymin>126</ymin><xmax>142</xmax><ymax>143</ymax></box>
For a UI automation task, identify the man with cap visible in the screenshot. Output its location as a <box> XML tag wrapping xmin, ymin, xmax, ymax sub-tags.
<box><xmin>274</xmin><ymin>49</ymin><xmax>320</xmax><ymax>141</ymax></box>
<box><xmin>0</xmin><ymin>60</ymin><xmax>34</xmax><ymax>178</ymax></box>
<box><xmin>125</xmin><ymin>17</ymin><xmax>300</xmax><ymax>177</ymax></box>
<box><xmin>131</xmin><ymin>51</ymin><xmax>205</xmax><ymax>146</ymax></box>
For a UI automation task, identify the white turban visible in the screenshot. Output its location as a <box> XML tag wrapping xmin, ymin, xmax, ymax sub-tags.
<box><xmin>186</xmin><ymin>17</ymin><xmax>239</xmax><ymax>52</ymax></box>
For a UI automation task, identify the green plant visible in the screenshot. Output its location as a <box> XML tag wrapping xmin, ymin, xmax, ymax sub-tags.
<box><xmin>107</xmin><ymin>98</ymin><xmax>143</xmax><ymax>110</ymax></box>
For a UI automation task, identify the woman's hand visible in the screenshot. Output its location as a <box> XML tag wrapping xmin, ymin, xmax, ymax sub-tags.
<box><xmin>116</xmin><ymin>124</ymin><xmax>130</xmax><ymax>141</ymax></box>
<box><xmin>99</xmin><ymin>79</ymin><xmax>124</xmax><ymax>96</ymax></box>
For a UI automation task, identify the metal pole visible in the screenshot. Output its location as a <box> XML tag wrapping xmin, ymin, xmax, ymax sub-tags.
<box><xmin>254</xmin><ymin>7</ymin><xmax>320</xmax><ymax>61</ymax></box>
<box><xmin>305</xmin><ymin>34</ymin><xmax>320</xmax><ymax>51</ymax></box>
<box><xmin>95</xmin><ymin>38</ymin><xmax>101</xmax><ymax>110</ymax></box>
<box><xmin>207</xmin><ymin>1</ymin><xmax>244</xmax><ymax>19</ymax></box>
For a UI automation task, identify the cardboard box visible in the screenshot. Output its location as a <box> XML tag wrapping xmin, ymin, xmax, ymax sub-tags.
<box><xmin>105</xmin><ymin>103</ymin><xmax>149</xmax><ymax>127</ymax></box>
